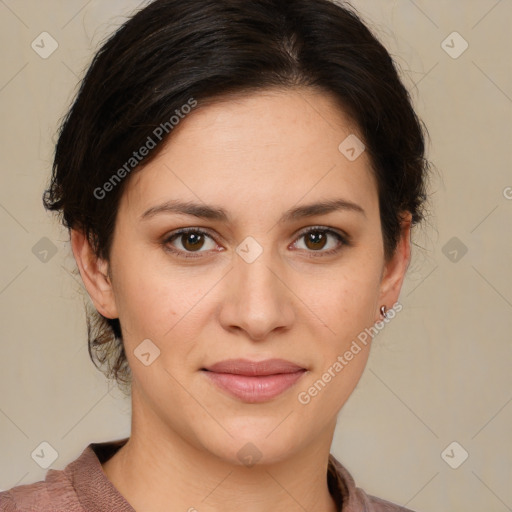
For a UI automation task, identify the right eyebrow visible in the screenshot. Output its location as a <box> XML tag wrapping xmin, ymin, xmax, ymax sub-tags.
<box><xmin>140</xmin><ymin>200</ymin><xmax>230</xmax><ymax>222</ymax></box>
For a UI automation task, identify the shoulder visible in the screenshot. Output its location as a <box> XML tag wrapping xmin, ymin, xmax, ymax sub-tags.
<box><xmin>0</xmin><ymin>469</ymin><xmax>76</xmax><ymax>512</ymax></box>
<box><xmin>0</xmin><ymin>439</ymin><xmax>131</xmax><ymax>512</ymax></box>
<box><xmin>0</xmin><ymin>469</ymin><xmax>77</xmax><ymax>512</ymax></box>
<box><xmin>0</xmin><ymin>442</ymin><xmax>102</xmax><ymax>512</ymax></box>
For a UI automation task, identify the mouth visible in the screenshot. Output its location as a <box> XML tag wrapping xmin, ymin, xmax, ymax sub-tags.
<box><xmin>201</xmin><ymin>358</ymin><xmax>307</xmax><ymax>403</ymax></box>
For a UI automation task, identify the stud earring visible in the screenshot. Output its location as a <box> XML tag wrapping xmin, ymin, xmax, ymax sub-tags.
<box><xmin>380</xmin><ymin>305</ymin><xmax>388</xmax><ymax>319</ymax></box>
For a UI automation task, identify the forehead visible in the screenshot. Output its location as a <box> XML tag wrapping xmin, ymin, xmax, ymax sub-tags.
<box><xmin>121</xmin><ymin>88</ymin><xmax>379</xmax><ymax>221</ymax></box>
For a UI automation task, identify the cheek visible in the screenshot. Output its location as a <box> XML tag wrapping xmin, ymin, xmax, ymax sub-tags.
<box><xmin>293</xmin><ymin>274</ymin><xmax>378</xmax><ymax>413</ymax></box>
<box><xmin>110</xmin><ymin>249</ymin><xmax>224</xmax><ymax>373</ymax></box>
<box><xmin>110</xmin><ymin>242</ymin><xmax>188</xmax><ymax>329</ymax></box>
<box><xmin>111</xmin><ymin>271</ymin><xmax>171</xmax><ymax>340</ymax></box>
<box><xmin>292</xmin><ymin>259</ymin><xmax>382</xmax><ymax>402</ymax></box>
<box><xmin>296</xmin><ymin>260</ymin><xmax>382</xmax><ymax>339</ymax></box>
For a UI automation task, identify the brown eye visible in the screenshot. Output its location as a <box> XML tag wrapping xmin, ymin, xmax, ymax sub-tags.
<box><xmin>293</xmin><ymin>227</ymin><xmax>347</xmax><ymax>256</ymax></box>
<box><xmin>164</xmin><ymin>228</ymin><xmax>217</xmax><ymax>257</ymax></box>
<box><xmin>303</xmin><ymin>230</ymin><xmax>328</xmax><ymax>251</ymax></box>
<box><xmin>180</xmin><ymin>232</ymin><xmax>205</xmax><ymax>251</ymax></box>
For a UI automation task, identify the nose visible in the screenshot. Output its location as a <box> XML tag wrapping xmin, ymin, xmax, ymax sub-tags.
<box><xmin>218</xmin><ymin>246</ymin><xmax>295</xmax><ymax>341</ymax></box>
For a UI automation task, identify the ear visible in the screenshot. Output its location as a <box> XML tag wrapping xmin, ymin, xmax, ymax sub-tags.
<box><xmin>376</xmin><ymin>212</ymin><xmax>412</xmax><ymax>320</ymax></box>
<box><xmin>70</xmin><ymin>229</ymin><xmax>118</xmax><ymax>319</ymax></box>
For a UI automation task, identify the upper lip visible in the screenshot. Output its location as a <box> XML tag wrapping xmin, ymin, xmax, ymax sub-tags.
<box><xmin>202</xmin><ymin>358</ymin><xmax>306</xmax><ymax>376</ymax></box>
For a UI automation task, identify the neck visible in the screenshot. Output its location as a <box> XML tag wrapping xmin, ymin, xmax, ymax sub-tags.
<box><xmin>102</xmin><ymin>393</ymin><xmax>339</xmax><ymax>512</ymax></box>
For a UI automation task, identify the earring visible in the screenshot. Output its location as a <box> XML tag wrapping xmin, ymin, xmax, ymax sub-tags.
<box><xmin>380</xmin><ymin>305</ymin><xmax>388</xmax><ymax>319</ymax></box>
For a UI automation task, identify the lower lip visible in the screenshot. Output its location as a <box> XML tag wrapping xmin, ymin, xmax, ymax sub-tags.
<box><xmin>202</xmin><ymin>370</ymin><xmax>307</xmax><ymax>403</ymax></box>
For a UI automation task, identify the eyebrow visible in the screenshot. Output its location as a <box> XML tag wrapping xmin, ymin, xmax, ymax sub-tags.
<box><xmin>140</xmin><ymin>198</ymin><xmax>366</xmax><ymax>223</ymax></box>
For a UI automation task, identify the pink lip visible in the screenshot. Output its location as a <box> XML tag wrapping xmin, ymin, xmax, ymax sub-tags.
<box><xmin>201</xmin><ymin>358</ymin><xmax>307</xmax><ymax>403</ymax></box>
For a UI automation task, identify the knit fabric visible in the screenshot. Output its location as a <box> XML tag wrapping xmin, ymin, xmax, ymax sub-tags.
<box><xmin>0</xmin><ymin>438</ymin><xmax>415</xmax><ymax>511</ymax></box>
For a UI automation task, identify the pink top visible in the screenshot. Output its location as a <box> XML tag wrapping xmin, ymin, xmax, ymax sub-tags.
<box><xmin>0</xmin><ymin>438</ymin><xmax>415</xmax><ymax>511</ymax></box>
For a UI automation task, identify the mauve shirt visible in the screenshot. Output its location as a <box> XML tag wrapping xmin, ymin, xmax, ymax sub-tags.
<box><xmin>0</xmin><ymin>438</ymin><xmax>415</xmax><ymax>511</ymax></box>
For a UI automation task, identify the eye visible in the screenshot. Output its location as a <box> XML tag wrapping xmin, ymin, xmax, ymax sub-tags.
<box><xmin>163</xmin><ymin>226</ymin><xmax>349</xmax><ymax>260</ymax></box>
<box><xmin>163</xmin><ymin>228</ymin><xmax>219</xmax><ymax>258</ymax></box>
<box><xmin>291</xmin><ymin>226</ymin><xmax>348</xmax><ymax>256</ymax></box>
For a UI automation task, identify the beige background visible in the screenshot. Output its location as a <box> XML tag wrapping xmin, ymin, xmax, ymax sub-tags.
<box><xmin>1</xmin><ymin>1</ymin><xmax>511</xmax><ymax>510</ymax></box>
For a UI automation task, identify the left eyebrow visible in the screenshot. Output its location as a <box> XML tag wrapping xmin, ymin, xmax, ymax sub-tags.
<box><xmin>278</xmin><ymin>198</ymin><xmax>366</xmax><ymax>222</ymax></box>
<box><xmin>140</xmin><ymin>197</ymin><xmax>366</xmax><ymax>222</ymax></box>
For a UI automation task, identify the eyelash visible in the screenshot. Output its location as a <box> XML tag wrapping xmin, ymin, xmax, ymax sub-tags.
<box><xmin>162</xmin><ymin>226</ymin><xmax>350</xmax><ymax>259</ymax></box>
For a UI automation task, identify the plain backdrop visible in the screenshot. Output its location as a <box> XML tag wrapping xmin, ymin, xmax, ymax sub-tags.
<box><xmin>0</xmin><ymin>1</ymin><xmax>511</xmax><ymax>510</ymax></box>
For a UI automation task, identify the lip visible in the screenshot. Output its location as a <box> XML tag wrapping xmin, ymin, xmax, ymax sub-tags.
<box><xmin>201</xmin><ymin>358</ymin><xmax>307</xmax><ymax>403</ymax></box>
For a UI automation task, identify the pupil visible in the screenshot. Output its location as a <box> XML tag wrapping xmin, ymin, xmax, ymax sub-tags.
<box><xmin>184</xmin><ymin>233</ymin><xmax>203</xmax><ymax>251</ymax></box>
<box><xmin>307</xmin><ymin>231</ymin><xmax>326</xmax><ymax>250</ymax></box>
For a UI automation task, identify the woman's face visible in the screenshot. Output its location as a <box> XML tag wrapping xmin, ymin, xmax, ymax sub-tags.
<box><xmin>93</xmin><ymin>88</ymin><xmax>410</xmax><ymax>464</ymax></box>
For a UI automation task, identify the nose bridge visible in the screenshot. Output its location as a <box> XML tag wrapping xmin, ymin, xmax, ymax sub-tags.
<box><xmin>219</xmin><ymin>237</ymin><xmax>294</xmax><ymax>339</ymax></box>
<box><xmin>237</xmin><ymin>244</ymin><xmax>280</xmax><ymax>297</ymax></box>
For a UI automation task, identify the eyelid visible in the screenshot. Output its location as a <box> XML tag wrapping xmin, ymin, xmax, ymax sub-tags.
<box><xmin>293</xmin><ymin>225</ymin><xmax>350</xmax><ymax>244</ymax></box>
<box><xmin>290</xmin><ymin>225</ymin><xmax>349</xmax><ymax>256</ymax></box>
<box><xmin>162</xmin><ymin>227</ymin><xmax>221</xmax><ymax>258</ymax></box>
<box><xmin>162</xmin><ymin>225</ymin><xmax>349</xmax><ymax>258</ymax></box>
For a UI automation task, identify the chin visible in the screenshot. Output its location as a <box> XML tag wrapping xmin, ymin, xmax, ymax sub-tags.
<box><xmin>197</xmin><ymin>417</ymin><xmax>307</xmax><ymax>468</ymax></box>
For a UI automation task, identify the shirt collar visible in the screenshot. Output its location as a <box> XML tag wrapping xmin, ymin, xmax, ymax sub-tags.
<box><xmin>68</xmin><ymin>438</ymin><xmax>363</xmax><ymax>511</ymax></box>
<box><xmin>68</xmin><ymin>438</ymin><xmax>135</xmax><ymax>512</ymax></box>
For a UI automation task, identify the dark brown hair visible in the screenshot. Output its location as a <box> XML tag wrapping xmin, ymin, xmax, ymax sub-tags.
<box><xmin>43</xmin><ymin>0</ymin><xmax>432</xmax><ymax>393</ymax></box>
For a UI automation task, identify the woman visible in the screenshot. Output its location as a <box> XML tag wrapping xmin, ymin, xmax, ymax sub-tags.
<box><xmin>0</xmin><ymin>0</ymin><xmax>431</xmax><ymax>510</ymax></box>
